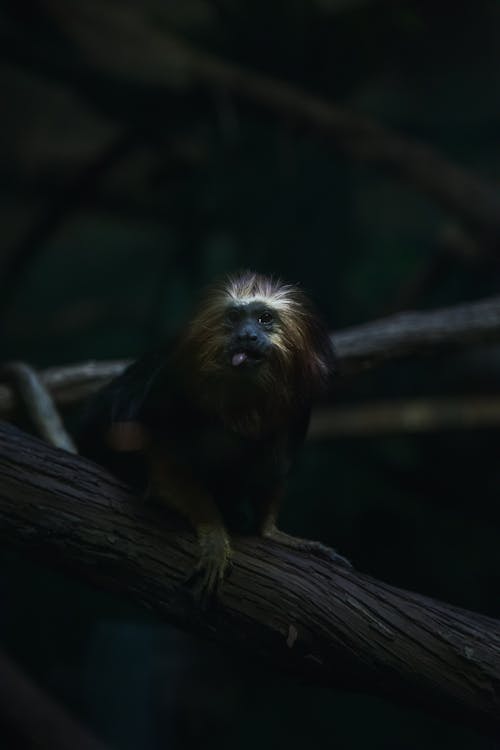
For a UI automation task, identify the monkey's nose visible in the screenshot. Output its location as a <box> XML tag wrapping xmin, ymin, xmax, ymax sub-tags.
<box><xmin>237</xmin><ymin>328</ymin><xmax>258</xmax><ymax>342</ymax></box>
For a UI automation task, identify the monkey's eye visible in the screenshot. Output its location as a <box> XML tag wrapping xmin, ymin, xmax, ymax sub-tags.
<box><xmin>258</xmin><ymin>311</ymin><xmax>273</xmax><ymax>325</ymax></box>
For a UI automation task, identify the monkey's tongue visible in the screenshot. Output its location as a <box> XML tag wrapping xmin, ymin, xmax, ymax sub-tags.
<box><xmin>232</xmin><ymin>352</ymin><xmax>248</xmax><ymax>367</ymax></box>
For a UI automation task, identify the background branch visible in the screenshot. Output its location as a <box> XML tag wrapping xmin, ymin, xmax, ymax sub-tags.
<box><xmin>0</xmin><ymin>130</ymin><xmax>138</xmax><ymax>318</ymax></box>
<box><xmin>332</xmin><ymin>294</ymin><xmax>500</xmax><ymax>373</ymax></box>
<box><xmin>0</xmin><ymin>360</ymin><xmax>130</xmax><ymax>419</ymax></box>
<box><xmin>1</xmin><ymin>293</ymin><xmax>500</xmax><ymax>420</ymax></box>
<box><xmin>308</xmin><ymin>397</ymin><xmax>500</xmax><ymax>438</ymax></box>
<box><xmin>0</xmin><ymin>362</ymin><xmax>76</xmax><ymax>452</ymax></box>
<box><xmin>44</xmin><ymin>0</ymin><xmax>500</xmax><ymax>247</ymax></box>
<box><xmin>0</xmin><ymin>422</ymin><xmax>498</xmax><ymax>736</ymax></box>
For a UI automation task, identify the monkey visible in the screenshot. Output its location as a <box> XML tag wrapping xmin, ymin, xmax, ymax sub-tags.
<box><xmin>78</xmin><ymin>271</ymin><xmax>351</xmax><ymax>601</ymax></box>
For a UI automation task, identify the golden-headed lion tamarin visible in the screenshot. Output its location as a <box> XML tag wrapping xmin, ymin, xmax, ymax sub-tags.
<box><xmin>79</xmin><ymin>271</ymin><xmax>350</xmax><ymax>600</ymax></box>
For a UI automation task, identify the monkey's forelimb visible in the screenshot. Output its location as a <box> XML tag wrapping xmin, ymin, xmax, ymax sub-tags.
<box><xmin>148</xmin><ymin>450</ymin><xmax>232</xmax><ymax>602</ymax></box>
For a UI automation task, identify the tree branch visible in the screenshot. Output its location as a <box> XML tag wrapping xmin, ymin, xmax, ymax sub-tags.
<box><xmin>0</xmin><ymin>130</ymin><xmax>138</xmax><ymax>318</ymax></box>
<box><xmin>0</xmin><ymin>360</ymin><xmax>130</xmax><ymax>419</ymax></box>
<box><xmin>332</xmin><ymin>294</ymin><xmax>500</xmax><ymax>373</ymax></box>
<box><xmin>0</xmin><ymin>422</ymin><xmax>499</xmax><ymax>736</ymax></box>
<box><xmin>1</xmin><ymin>293</ymin><xmax>500</xmax><ymax>420</ymax></box>
<box><xmin>0</xmin><ymin>362</ymin><xmax>76</xmax><ymax>452</ymax></box>
<box><xmin>44</xmin><ymin>0</ymin><xmax>500</xmax><ymax>245</ymax></box>
<box><xmin>308</xmin><ymin>397</ymin><xmax>500</xmax><ymax>438</ymax></box>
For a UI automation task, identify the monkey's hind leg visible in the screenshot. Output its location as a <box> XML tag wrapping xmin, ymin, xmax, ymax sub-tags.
<box><xmin>263</xmin><ymin>527</ymin><xmax>352</xmax><ymax>568</ymax></box>
<box><xmin>149</xmin><ymin>454</ymin><xmax>232</xmax><ymax>603</ymax></box>
<box><xmin>256</xmin><ymin>487</ymin><xmax>352</xmax><ymax>569</ymax></box>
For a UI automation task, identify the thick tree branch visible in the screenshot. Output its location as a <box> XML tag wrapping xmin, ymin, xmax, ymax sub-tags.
<box><xmin>0</xmin><ymin>423</ymin><xmax>499</xmax><ymax>736</ymax></box>
<box><xmin>44</xmin><ymin>0</ymin><xmax>500</xmax><ymax>245</ymax></box>
<box><xmin>332</xmin><ymin>294</ymin><xmax>500</xmax><ymax>373</ymax></box>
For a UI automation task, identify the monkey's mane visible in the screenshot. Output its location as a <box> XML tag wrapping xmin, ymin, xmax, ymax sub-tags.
<box><xmin>178</xmin><ymin>271</ymin><xmax>334</xmax><ymax>417</ymax></box>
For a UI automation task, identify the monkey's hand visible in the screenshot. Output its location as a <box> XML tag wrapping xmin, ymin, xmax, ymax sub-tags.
<box><xmin>147</xmin><ymin>451</ymin><xmax>233</xmax><ymax>605</ymax></box>
<box><xmin>186</xmin><ymin>524</ymin><xmax>232</xmax><ymax>605</ymax></box>
<box><xmin>262</xmin><ymin>526</ymin><xmax>352</xmax><ymax>569</ymax></box>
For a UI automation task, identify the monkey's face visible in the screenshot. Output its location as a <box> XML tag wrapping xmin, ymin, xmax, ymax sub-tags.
<box><xmin>224</xmin><ymin>302</ymin><xmax>274</xmax><ymax>371</ymax></box>
<box><xmin>184</xmin><ymin>272</ymin><xmax>333</xmax><ymax>398</ymax></box>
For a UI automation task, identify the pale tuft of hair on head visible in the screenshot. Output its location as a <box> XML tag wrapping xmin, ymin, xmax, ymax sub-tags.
<box><xmin>223</xmin><ymin>270</ymin><xmax>302</xmax><ymax>315</ymax></box>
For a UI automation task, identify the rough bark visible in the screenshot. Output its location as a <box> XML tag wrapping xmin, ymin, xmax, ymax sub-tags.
<box><xmin>0</xmin><ymin>423</ymin><xmax>498</xmax><ymax>737</ymax></box>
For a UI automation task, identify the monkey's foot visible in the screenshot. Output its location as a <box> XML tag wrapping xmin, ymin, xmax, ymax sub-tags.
<box><xmin>185</xmin><ymin>527</ymin><xmax>232</xmax><ymax>606</ymax></box>
<box><xmin>263</xmin><ymin>527</ymin><xmax>352</xmax><ymax>569</ymax></box>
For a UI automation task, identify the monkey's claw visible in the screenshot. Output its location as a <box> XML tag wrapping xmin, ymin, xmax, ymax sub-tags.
<box><xmin>302</xmin><ymin>540</ymin><xmax>353</xmax><ymax>568</ymax></box>
<box><xmin>264</xmin><ymin>527</ymin><xmax>353</xmax><ymax>569</ymax></box>
<box><xmin>184</xmin><ymin>529</ymin><xmax>232</xmax><ymax>607</ymax></box>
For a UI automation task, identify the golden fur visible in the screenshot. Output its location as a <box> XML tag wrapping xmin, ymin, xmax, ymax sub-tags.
<box><xmin>179</xmin><ymin>271</ymin><xmax>334</xmax><ymax>417</ymax></box>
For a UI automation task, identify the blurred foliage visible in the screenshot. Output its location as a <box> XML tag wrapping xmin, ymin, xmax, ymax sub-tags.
<box><xmin>1</xmin><ymin>0</ymin><xmax>500</xmax><ymax>748</ymax></box>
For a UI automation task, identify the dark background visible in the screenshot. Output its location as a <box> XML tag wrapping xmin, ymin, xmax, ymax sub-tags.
<box><xmin>1</xmin><ymin>1</ymin><xmax>500</xmax><ymax>748</ymax></box>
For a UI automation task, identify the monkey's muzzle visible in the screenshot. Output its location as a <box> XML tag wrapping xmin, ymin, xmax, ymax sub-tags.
<box><xmin>229</xmin><ymin>346</ymin><xmax>267</xmax><ymax>368</ymax></box>
<box><xmin>230</xmin><ymin>352</ymin><xmax>264</xmax><ymax>367</ymax></box>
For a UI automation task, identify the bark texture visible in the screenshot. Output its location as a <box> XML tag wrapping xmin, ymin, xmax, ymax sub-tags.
<box><xmin>0</xmin><ymin>423</ymin><xmax>499</xmax><ymax>737</ymax></box>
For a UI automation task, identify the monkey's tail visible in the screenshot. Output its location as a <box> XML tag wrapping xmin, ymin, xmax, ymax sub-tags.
<box><xmin>0</xmin><ymin>361</ymin><xmax>77</xmax><ymax>453</ymax></box>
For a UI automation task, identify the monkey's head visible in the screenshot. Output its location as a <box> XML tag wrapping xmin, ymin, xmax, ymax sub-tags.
<box><xmin>180</xmin><ymin>271</ymin><xmax>335</xmax><ymax>406</ymax></box>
